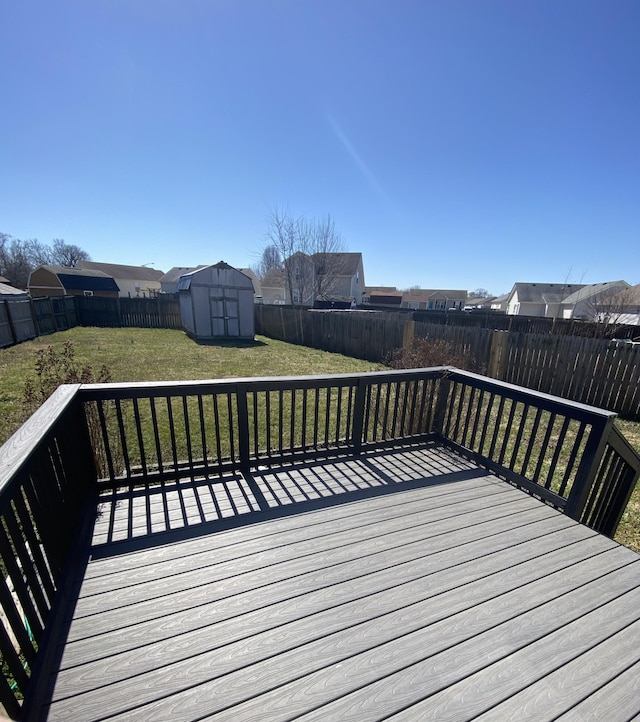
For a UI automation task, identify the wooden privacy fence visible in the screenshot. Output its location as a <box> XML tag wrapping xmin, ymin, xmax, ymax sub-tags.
<box><xmin>0</xmin><ymin>297</ymin><xmax>77</xmax><ymax>348</ymax></box>
<box><xmin>369</xmin><ymin>305</ymin><xmax>640</xmax><ymax>339</ymax></box>
<box><xmin>74</xmin><ymin>295</ymin><xmax>181</xmax><ymax>329</ymax></box>
<box><xmin>255</xmin><ymin>306</ymin><xmax>640</xmax><ymax>420</ymax></box>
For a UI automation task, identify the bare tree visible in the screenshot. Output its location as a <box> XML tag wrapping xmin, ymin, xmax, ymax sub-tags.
<box><xmin>51</xmin><ymin>239</ymin><xmax>90</xmax><ymax>267</ymax></box>
<box><xmin>255</xmin><ymin>244</ymin><xmax>282</xmax><ymax>279</ymax></box>
<box><xmin>470</xmin><ymin>288</ymin><xmax>491</xmax><ymax>298</ymax></box>
<box><xmin>0</xmin><ymin>233</ymin><xmax>32</xmax><ymax>288</ymax></box>
<box><xmin>310</xmin><ymin>215</ymin><xmax>345</xmax><ymax>300</ymax></box>
<box><xmin>0</xmin><ymin>232</ymin><xmax>91</xmax><ymax>288</ymax></box>
<box><xmin>264</xmin><ymin>209</ymin><xmax>346</xmax><ymax>306</ymax></box>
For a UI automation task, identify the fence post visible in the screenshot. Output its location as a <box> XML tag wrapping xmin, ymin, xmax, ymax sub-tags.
<box><xmin>488</xmin><ymin>330</ymin><xmax>508</xmax><ymax>380</ymax></box>
<box><xmin>403</xmin><ymin>320</ymin><xmax>415</xmax><ymax>349</ymax></box>
<box><xmin>4</xmin><ymin>301</ymin><xmax>18</xmax><ymax>345</ymax></box>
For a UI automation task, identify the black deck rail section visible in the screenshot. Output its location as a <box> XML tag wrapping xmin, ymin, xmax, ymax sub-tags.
<box><xmin>0</xmin><ymin>367</ymin><xmax>638</xmax><ymax>717</ymax></box>
<box><xmin>0</xmin><ymin>385</ymin><xmax>96</xmax><ymax>719</ymax></box>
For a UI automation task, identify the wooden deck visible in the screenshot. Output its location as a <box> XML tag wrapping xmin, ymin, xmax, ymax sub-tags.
<box><xmin>32</xmin><ymin>443</ymin><xmax>640</xmax><ymax>721</ymax></box>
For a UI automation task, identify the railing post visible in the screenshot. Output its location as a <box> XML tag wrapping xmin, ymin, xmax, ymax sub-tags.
<box><xmin>433</xmin><ymin>372</ymin><xmax>452</xmax><ymax>437</ymax></box>
<box><xmin>236</xmin><ymin>387</ymin><xmax>250</xmax><ymax>473</ymax></box>
<box><xmin>565</xmin><ymin>416</ymin><xmax>614</xmax><ymax>522</ymax></box>
<box><xmin>351</xmin><ymin>378</ymin><xmax>367</xmax><ymax>455</ymax></box>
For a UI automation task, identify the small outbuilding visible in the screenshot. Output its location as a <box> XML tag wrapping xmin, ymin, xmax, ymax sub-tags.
<box><xmin>178</xmin><ymin>262</ymin><xmax>255</xmax><ymax>341</ymax></box>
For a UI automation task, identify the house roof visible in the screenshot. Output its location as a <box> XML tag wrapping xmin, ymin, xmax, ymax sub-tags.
<box><xmin>365</xmin><ymin>286</ymin><xmax>399</xmax><ymax>293</ymax></box>
<box><xmin>311</xmin><ymin>252</ymin><xmax>362</xmax><ymax>276</ymax></box>
<box><xmin>561</xmin><ymin>281</ymin><xmax>630</xmax><ymax>305</ymax></box>
<box><xmin>159</xmin><ymin>266</ymin><xmax>207</xmax><ymax>283</ymax></box>
<box><xmin>491</xmin><ymin>292</ymin><xmax>510</xmax><ymax>304</ymax></box>
<box><xmin>509</xmin><ymin>282</ymin><xmax>585</xmax><ymax>304</ymax></box>
<box><xmin>76</xmin><ymin>261</ymin><xmax>164</xmax><ymax>282</ymax></box>
<box><xmin>402</xmin><ymin>288</ymin><xmax>468</xmax><ymax>303</ymax></box>
<box><xmin>261</xmin><ymin>268</ymin><xmax>285</xmax><ymax>288</ymax></box>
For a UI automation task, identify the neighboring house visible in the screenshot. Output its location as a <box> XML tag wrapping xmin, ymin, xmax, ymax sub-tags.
<box><xmin>505</xmin><ymin>283</ymin><xmax>584</xmax><ymax>317</ymax></box>
<box><xmin>489</xmin><ymin>293</ymin><xmax>509</xmax><ymax>313</ymax></box>
<box><xmin>76</xmin><ymin>261</ymin><xmax>164</xmax><ymax>298</ymax></box>
<box><xmin>560</xmin><ymin>281</ymin><xmax>630</xmax><ymax>320</ymax></box>
<box><xmin>159</xmin><ymin>266</ymin><xmax>207</xmax><ymax>294</ymax></box>
<box><xmin>283</xmin><ymin>252</ymin><xmax>366</xmax><ymax>306</ymax></box>
<box><xmin>238</xmin><ymin>269</ymin><xmax>262</xmax><ymax>301</ymax></box>
<box><xmin>363</xmin><ymin>286</ymin><xmax>403</xmax><ymax>307</ymax></box>
<box><xmin>401</xmin><ymin>289</ymin><xmax>467</xmax><ymax>311</ymax></box>
<box><xmin>259</xmin><ymin>268</ymin><xmax>286</xmax><ymax>304</ymax></box>
<box><xmin>28</xmin><ymin>265</ymin><xmax>120</xmax><ymax>298</ymax></box>
<box><xmin>596</xmin><ymin>283</ymin><xmax>640</xmax><ymax>327</ymax></box>
<box><xmin>160</xmin><ymin>266</ymin><xmax>198</xmax><ymax>294</ymax></box>
<box><xmin>505</xmin><ymin>281</ymin><xmax>631</xmax><ymax>319</ymax></box>
<box><xmin>464</xmin><ymin>295</ymin><xmax>496</xmax><ymax>310</ymax></box>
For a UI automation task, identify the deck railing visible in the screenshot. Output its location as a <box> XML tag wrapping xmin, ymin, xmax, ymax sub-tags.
<box><xmin>0</xmin><ymin>367</ymin><xmax>638</xmax><ymax>717</ymax></box>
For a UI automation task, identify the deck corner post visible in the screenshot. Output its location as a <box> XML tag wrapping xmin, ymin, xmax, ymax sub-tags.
<box><xmin>351</xmin><ymin>378</ymin><xmax>367</xmax><ymax>455</ymax></box>
<box><xmin>565</xmin><ymin>415</ymin><xmax>614</xmax><ymax>523</ymax></box>
<box><xmin>236</xmin><ymin>387</ymin><xmax>251</xmax><ymax>473</ymax></box>
<box><xmin>433</xmin><ymin>372</ymin><xmax>452</xmax><ymax>438</ymax></box>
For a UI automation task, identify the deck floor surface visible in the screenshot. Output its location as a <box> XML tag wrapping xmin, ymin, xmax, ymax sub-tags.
<box><xmin>35</xmin><ymin>443</ymin><xmax>640</xmax><ymax>721</ymax></box>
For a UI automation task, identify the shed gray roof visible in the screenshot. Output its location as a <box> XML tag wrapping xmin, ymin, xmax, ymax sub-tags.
<box><xmin>76</xmin><ymin>261</ymin><xmax>164</xmax><ymax>282</ymax></box>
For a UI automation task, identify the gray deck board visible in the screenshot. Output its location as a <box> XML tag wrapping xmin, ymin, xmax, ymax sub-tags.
<box><xmin>37</xmin><ymin>444</ymin><xmax>640</xmax><ymax>721</ymax></box>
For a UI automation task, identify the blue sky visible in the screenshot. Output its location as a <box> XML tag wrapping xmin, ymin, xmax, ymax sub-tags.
<box><xmin>1</xmin><ymin>0</ymin><xmax>638</xmax><ymax>295</ymax></box>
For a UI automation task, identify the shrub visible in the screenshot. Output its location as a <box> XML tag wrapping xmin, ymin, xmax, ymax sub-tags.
<box><xmin>23</xmin><ymin>342</ymin><xmax>115</xmax><ymax>478</ymax></box>
<box><xmin>387</xmin><ymin>336</ymin><xmax>480</xmax><ymax>372</ymax></box>
<box><xmin>22</xmin><ymin>342</ymin><xmax>111</xmax><ymax>413</ymax></box>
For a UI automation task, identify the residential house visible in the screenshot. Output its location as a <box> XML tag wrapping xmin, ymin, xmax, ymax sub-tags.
<box><xmin>401</xmin><ymin>288</ymin><xmax>467</xmax><ymax>311</ymax></box>
<box><xmin>560</xmin><ymin>281</ymin><xmax>631</xmax><ymax>320</ymax></box>
<box><xmin>284</xmin><ymin>252</ymin><xmax>365</xmax><ymax>306</ymax></box>
<box><xmin>596</xmin><ymin>283</ymin><xmax>640</xmax><ymax>327</ymax></box>
<box><xmin>238</xmin><ymin>268</ymin><xmax>262</xmax><ymax>301</ymax></box>
<box><xmin>505</xmin><ymin>283</ymin><xmax>583</xmax><ymax>317</ymax></box>
<box><xmin>464</xmin><ymin>295</ymin><xmax>496</xmax><ymax>310</ymax></box>
<box><xmin>76</xmin><ymin>261</ymin><xmax>164</xmax><ymax>298</ymax></box>
<box><xmin>159</xmin><ymin>266</ymin><xmax>207</xmax><ymax>294</ymax></box>
<box><xmin>259</xmin><ymin>268</ymin><xmax>286</xmax><ymax>305</ymax></box>
<box><xmin>28</xmin><ymin>265</ymin><xmax>120</xmax><ymax>298</ymax></box>
<box><xmin>505</xmin><ymin>281</ymin><xmax>630</xmax><ymax>319</ymax></box>
<box><xmin>489</xmin><ymin>292</ymin><xmax>510</xmax><ymax>313</ymax></box>
<box><xmin>363</xmin><ymin>286</ymin><xmax>403</xmax><ymax>307</ymax></box>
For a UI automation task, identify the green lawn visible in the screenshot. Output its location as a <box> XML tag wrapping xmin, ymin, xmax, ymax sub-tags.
<box><xmin>1</xmin><ymin>327</ymin><xmax>639</xmax><ymax>553</ymax></box>
<box><xmin>0</xmin><ymin>327</ymin><xmax>381</xmax><ymax>446</ymax></box>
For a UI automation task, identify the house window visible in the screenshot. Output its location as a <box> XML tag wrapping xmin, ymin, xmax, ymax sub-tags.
<box><xmin>83</xmin><ymin>290</ymin><xmax>94</xmax><ymax>297</ymax></box>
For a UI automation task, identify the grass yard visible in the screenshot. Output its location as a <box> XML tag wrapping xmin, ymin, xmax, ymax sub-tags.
<box><xmin>0</xmin><ymin>327</ymin><xmax>381</xmax><ymax>446</ymax></box>
<box><xmin>1</xmin><ymin>326</ymin><xmax>639</xmax><ymax>553</ymax></box>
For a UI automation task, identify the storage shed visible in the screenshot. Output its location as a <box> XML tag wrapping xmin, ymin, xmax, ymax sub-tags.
<box><xmin>178</xmin><ymin>262</ymin><xmax>255</xmax><ymax>341</ymax></box>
